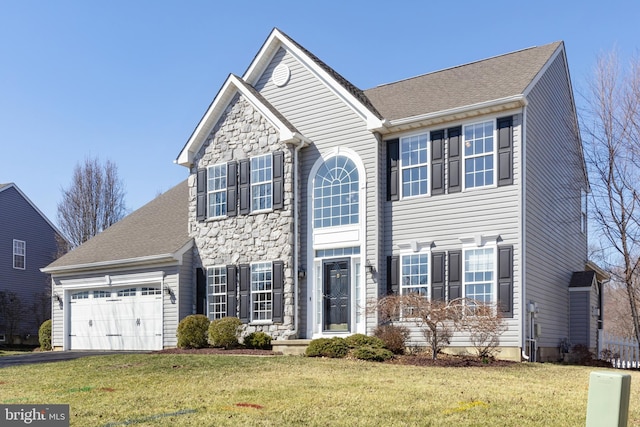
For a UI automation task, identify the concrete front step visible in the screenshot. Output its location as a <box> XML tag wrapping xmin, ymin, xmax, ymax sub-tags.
<box><xmin>272</xmin><ymin>339</ymin><xmax>311</xmax><ymax>356</ymax></box>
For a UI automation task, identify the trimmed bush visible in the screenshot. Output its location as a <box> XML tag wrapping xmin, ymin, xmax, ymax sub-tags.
<box><xmin>344</xmin><ymin>333</ymin><xmax>385</xmax><ymax>349</ymax></box>
<box><xmin>374</xmin><ymin>324</ymin><xmax>410</xmax><ymax>355</ymax></box>
<box><xmin>38</xmin><ymin>319</ymin><xmax>52</xmax><ymax>351</ymax></box>
<box><xmin>305</xmin><ymin>337</ymin><xmax>349</xmax><ymax>358</ymax></box>
<box><xmin>208</xmin><ymin>317</ymin><xmax>242</xmax><ymax>349</ymax></box>
<box><xmin>176</xmin><ymin>315</ymin><xmax>210</xmax><ymax>349</ymax></box>
<box><xmin>244</xmin><ymin>331</ymin><xmax>272</xmax><ymax>350</ymax></box>
<box><xmin>352</xmin><ymin>345</ymin><xmax>394</xmax><ymax>362</ymax></box>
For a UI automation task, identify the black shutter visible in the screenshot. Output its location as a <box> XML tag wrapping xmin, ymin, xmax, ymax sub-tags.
<box><xmin>431</xmin><ymin>252</ymin><xmax>445</xmax><ymax>301</ymax></box>
<box><xmin>272</xmin><ymin>261</ymin><xmax>284</xmax><ymax>323</ymax></box>
<box><xmin>387</xmin><ymin>255</ymin><xmax>399</xmax><ymax>295</ymax></box>
<box><xmin>226</xmin><ymin>265</ymin><xmax>237</xmax><ymax>318</ymax></box>
<box><xmin>239</xmin><ymin>159</ymin><xmax>250</xmax><ymax>214</ymax></box>
<box><xmin>387</xmin><ymin>139</ymin><xmax>399</xmax><ymax>201</ymax></box>
<box><xmin>447</xmin><ymin>127</ymin><xmax>462</xmax><ymax>193</ymax></box>
<box><xmin>196</xmin><ymin>267</ymin><xmax>207</xmax><ymax>315</ymax></box>
<box><xmin>431</xmin><ymin>130</ymin><xmax>445</xmax><ymax>195</ymax></box>
<box><xmin>448</xmin><ymin>250</ymin><xmax>462</xmax><ymax>301</ymax></box>
<box><xmin>272</xmin><ymin>151</ymin><xmax>285</xmax><ymax>210</ymax></box>
<box><xmin>498</xmin><ymin>245</ymin><xmax>514</xmax><ymax>318</ymax></box>
<box><xmin>497</xmin><ymin>116</ymin><xmax>513</xmax><ymax>186</ymax></box>
<box><xmin>227</xmin><ymin>161</ymin><xmax>238</xmax><ymax>217</ymax></box>
<box><xmin>196</xmin><ymin>168</ymin><xmax>207</xmax><ymax>221</ymax></box>
<box><xmin>239</xmin><ymin>264</ymin><xmax>250</xmax><ymax>323</ymax></box>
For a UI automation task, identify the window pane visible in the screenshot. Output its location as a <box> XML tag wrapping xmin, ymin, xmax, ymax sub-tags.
<box><xmin>313</xmin><ymin>156</ymin><xmax>359</xmax><ymax>228</ymax></box>
<box><xmin>463</xmin><ymin>121</ymin><xmax>495</xmax><ymax>189</ymax></box>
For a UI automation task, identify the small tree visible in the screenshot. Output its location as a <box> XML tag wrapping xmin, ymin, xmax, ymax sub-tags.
<box><xmin>376</xmin><ymin>294</ymin><xmax>463</xmax><ymax>360</ymax></box>
<box><xmin>460</xmin><ymin>301</ymin><xmax>507</xmax><ymax>359</ymax></box>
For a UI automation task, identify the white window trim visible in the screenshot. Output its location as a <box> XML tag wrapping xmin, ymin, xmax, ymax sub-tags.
<box><xmin>399</xmin><ymin>132</ymin><xmax>429</xmax><ymax>199</ymax></box>
<box><xmin>250</xmin><ymin>153</ymin><xmax>273</xmax><ymax>213</ymax></box>
<box><xmin>399</xmin><ymin>249</ymin><xmax>431</xmax><ymax>298</ymax></box>
<box><xmin>462</xmin><ymin>244</ymin><xmax>498</xmax><ymax>305</ymax></box>
<box><xmin>207</xmin><ymin>265</ymin><xmax>227</xmax><ymax>320</ymax></box>
<box><xmin>207</xmin><ymin>163</ymin><xmax>227</xmax><ymax>219</ymax></box>
<box><xmin>250</xmin><ymin>261</ymin><xmax>273</xmax><ymax>323</ymax></box>
<box><xmin>12</xmin><ymin>239</ymin><xmax>25</xmax><ymax>270</ymax></box>
<box><xmin>462</xmin><ymin>119</ymin><xmax>498</xmax><ymax>191</ymax></box>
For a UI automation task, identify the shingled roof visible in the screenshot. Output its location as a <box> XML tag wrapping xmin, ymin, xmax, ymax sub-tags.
<box><xmin>364</xmin><ymin>42</ymin><xmax>562</xmax><ymax>121</ymax></box>
<box><xmin>44</xmin><ymin>180</ymin><xmax>190</xmax><ymax>271</ymax></box>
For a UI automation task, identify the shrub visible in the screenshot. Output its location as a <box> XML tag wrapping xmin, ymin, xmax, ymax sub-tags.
<box><xmin>352</xmin><ymin>345</ymin><xmax>394</xmax><ymax>362</ymax></box>
<box><xmin>208</xmin><ymin>317</ymin><xmax>242</xmax><ymax>349</ymax></box>
<box><xmin>374</xmin><ymin>324</ymin><xmax>410</xmax><ymax>355</ymax></box>
<box><xmin>38</xmin><ymin>319</ymin><xmax>52</xmax><ymax>351</ymax></box>
<box><xmin>176</xmin><ymin>315</ymin><xmax>210</xmax><ymax>349</ymax></box>
<box><xmin>305</xmin><ymin>337</ymin><xmax>349</xmax><ymax>358</ymax></box>
<box><xmin>344</xmin><ymin>333</ymin><xmax>385</xmax><ymax>349</ymax></box>
<box><xmin>244</xmin><ymin>331</ymin><xmax>272</xmax><ymax>350</ymax></box>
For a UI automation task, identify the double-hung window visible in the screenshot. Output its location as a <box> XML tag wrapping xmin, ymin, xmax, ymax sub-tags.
<box><xmin>401</xmin><ymin>253</ymin><xmax>429</xmax><ymax>297</ymax></box>
<box><xmin>207</xmin><ymin>164</ymin><xmax>227</xmax><ymax>218</ymax></box>
<box><xmin>251</xmin><ymin>262</ymin><xmax>272</xmax><ymax>321</ymax></box>
<box><xmin>463</xmin><ymin>121</ymin><xmax>495</xmax><ymax>189</ymax></box>
<box><xmin>207</xmin><ymin>266</ymin><xmax>227</xmax><ymax>320</ymax></box>
<box><xmin>251</xmin><ymin>154</ymin><xmax>272</xmax><ymax>211</ymax></box>
<box><xmin>400</xmin><ymin>134</ymin><xmax>428</xmax><ymax>197</ymax></box>
<box><xmin>12</xmin><ymin>240</ymin><xmax>25</xmax><ymax>270</ymax></box>
<box><xmin>464</xmin><ymin>247</ymin><xmax>495</xmax><ymax>305</ymax></box>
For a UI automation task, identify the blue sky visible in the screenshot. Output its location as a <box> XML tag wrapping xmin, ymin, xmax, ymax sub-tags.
<box><xmin>1</xmin><ymin>0</ymin><xmax>638</xmax><ymax>225</ymax></box>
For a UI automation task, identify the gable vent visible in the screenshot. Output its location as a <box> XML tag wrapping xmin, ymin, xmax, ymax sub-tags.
<box><xmin>272</xmin><ymin>63</ymin><xmax>291</xmax><ymax>87</ymax></box>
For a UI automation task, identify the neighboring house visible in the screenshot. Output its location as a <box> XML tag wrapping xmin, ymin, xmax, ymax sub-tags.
<box><xmin>43</xmin><ymin>181</ymin><xmax>192</xmax><ymax>351</ymax></box>
<box><xmin>45</xmin><ymin>29</ymin><xmax>603</xmax><ymax>361</ymax></box>
<box><xmin>0</xmin><ymin>183</ymin><xmax>66</xmax><ymax>344</ymax></box>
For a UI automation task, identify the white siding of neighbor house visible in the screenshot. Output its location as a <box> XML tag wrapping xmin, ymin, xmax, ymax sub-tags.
<box><xmin>383</xmin><ymin>113</ymin><xmax>523</xmax><ymax>349</ymax></box>
<box><xmin>523</xmin><ymin>51</ymin><xmax>588</xmax><ymax>351</ymax></box>
<box><xmin>254</xmin><ymin>47</ymin><xmax>381</xmax><ymax>337</ymax></box>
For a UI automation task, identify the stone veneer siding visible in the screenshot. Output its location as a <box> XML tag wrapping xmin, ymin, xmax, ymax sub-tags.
<box><xmin>188</xmin><ymin>94</ymin><xmax>296</xmax><ymax>339</ymax></box>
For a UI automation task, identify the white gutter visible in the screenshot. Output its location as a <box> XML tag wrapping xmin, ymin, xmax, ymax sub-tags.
<box><xmin>387</xmin><ymin>95</ymin><xmax>528</xmax><ymax>128</ymax></box>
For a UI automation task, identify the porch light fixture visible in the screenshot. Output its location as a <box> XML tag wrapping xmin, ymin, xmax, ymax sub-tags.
<box><xmin>365</xmin><ymin>260</ymin><xmax>375</xmax><ymax>274</ymax></box>
<box><xmin>52</xmin><ymin>293</ymin><xmax>62</xmax><ymax>303</ymax></box>
<box><xmin>165</xmin><ymin>286</ymin><xmax>174</xmax><ymax>296</ymax></box>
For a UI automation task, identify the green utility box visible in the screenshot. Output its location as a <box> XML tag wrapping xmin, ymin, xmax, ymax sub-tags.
<box><xmin>586</xmin><ymin>371</ymin><xmax>631</xmax><ymax>427</ymax></box>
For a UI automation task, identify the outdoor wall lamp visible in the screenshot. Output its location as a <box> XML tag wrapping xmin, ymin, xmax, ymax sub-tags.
<box><xmin>53</xmin><ymin>293</ymin><xmax>62</xmax><ymax>303</ymax></box>
<box><xmin>165</xmin><ymin>286</ymin><xmax>174</xmax><ymax>296</ymax></box>
<box><xmin>365</xmin><ymin>260</ymin><xmax>375</xmax><ymax>274</ymax></box>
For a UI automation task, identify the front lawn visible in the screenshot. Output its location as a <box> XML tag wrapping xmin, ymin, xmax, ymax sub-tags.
<box><xmin>1</xmin><ymin>354</ymin><xmax>639</xmax><ymax>426</ymax></box>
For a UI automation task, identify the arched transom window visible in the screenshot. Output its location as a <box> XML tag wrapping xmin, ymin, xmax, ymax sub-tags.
<box><xmin>313</xmin><ymin>156</ymin><xmax>359</xmax><ymax>228</ymax></box>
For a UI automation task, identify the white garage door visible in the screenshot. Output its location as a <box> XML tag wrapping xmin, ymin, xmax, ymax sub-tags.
<box><xmin>69</xmin><ymin>286</ymin><xmax>162</xmax><ymax>350</ymax></box>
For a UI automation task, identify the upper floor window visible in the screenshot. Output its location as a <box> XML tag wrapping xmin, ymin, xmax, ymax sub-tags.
<box><xmin>464</xmin><ymin>247</ymin><xmax>495</xmax><ymax>305</ymax></box>
<box><xmin>464</xmin><ymin>121</ymin><xmax>495</xmax><ymax>189</ymax></box>
<box><xmin>12</xmin><ymin>240</ymin><xmax>25</xmax><ymax>270</ymax></box>
<box><xmin>207</xmin><ymin>164</ymin><xmax>227</xmax><ymax>217</ymax></box>
<box><xmin>313</xmin><ymin>155</ymin><xmax>359</xmax><ymax>228</ymax></box>
<box><xmin>251</xmin><ymin>154</ymin><xmax>273</xmax><ymax>211</ymax></box>
<box><xmin>207</xmin><ymin>266</ymin><xmax>227</xmax><ymax>320</ymax></box>
<box><xmin>400</xmin><ymin>134</ymin><xmax>428</xmax><ymax>197</ymax></box>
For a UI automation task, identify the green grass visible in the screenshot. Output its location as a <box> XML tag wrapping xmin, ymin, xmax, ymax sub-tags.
<box><xmin>1</xmin><ymin>354</ymin><xmax>639</xmax><ymax>426</ymax></box>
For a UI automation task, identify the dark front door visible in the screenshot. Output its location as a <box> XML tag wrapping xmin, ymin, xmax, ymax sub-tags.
<box><xmin>323</xmin><ymin>258</ymin><xmax>350</xmax><ymax>332</ymax></box>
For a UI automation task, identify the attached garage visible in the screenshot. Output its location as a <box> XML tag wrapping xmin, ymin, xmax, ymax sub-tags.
<box><xmin>68</xmin><ymin>286</ymin><xmax>163</xmax><ymax>350</ymax></box>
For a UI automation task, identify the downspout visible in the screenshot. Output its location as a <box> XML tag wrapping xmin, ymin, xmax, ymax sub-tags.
<box><xmin>290</xmin><ymin>134</ymin><xmax>310</xmax><ymax>338</ymax></box>
<box><xmin>521</xmin><ymin>104</ymin><xmax>528</xmax><ymax>361</ymax></box>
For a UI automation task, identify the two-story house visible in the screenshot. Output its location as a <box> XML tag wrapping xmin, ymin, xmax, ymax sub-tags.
<box><xmin>0</xmin><ymin>183</ymin><xmax>66</xmax><ymax>344</ymax></box>
<box><xmin>46</xmin><ymin>29</ymin><xmax>602</xmax><ymax>361</ymax></box>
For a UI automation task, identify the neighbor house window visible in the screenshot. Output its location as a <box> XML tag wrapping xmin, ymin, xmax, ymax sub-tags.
<box><xmin>313</xmin><ymin>155</ymin><xmax>359</xmax><ymax>228</ymax></box>
<box><xmin>400</xmin><ymin>133</ymin><xmax>428</xmax><ymax>197</ymax></box>
<box><xmin>251</xmin><ymin>262</ymin><xmax>272</xmax><ymax>321</ymax></box>
<box><xmin>463</xmin><ymin>121</ymin><xmax>495</xmax><ymax>188</ymax></box>
<box><xmin>207</xmin><ymin>266</ymin><xmax>227</xmax><ymax>320</ymax></box>
<box><xmin>207</xmin><ymin>163</ymin><xmax>227</xmax><ymax>217</ymax></box>
<box><xmin>464</xmin><ymin>247</ymin><xmax>495</xmax><ymax>305</ymax></box>
<box><xmin>12</xmin><ymin>240</ymin><xmax>25</xmax><ymax>269</ymax></box>
<box><xmin>251</xmin><ymin>154</ymin><xmax>272</xmax><ymax>211</ymax></box>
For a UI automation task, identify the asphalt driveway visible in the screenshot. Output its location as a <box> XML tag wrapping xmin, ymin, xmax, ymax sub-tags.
<box><xmin>0</xmin><ymin>351</ymin><xmax>146</xmax><ymax>368</ymax></box>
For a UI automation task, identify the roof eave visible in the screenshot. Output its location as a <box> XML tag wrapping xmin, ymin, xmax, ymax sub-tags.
<box><xmin>381</xmin><ymin>95</ymin><xmax>528</xmax><ymax>134</ymax></box>
<box><xmin>42</xmin><ymin>240</ymin><xmax>194</xmax><ymax>275</ymax></box>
